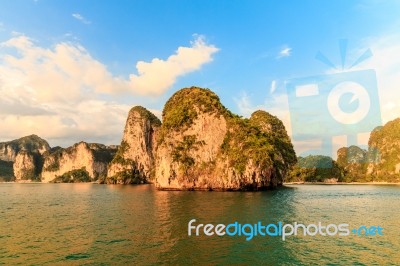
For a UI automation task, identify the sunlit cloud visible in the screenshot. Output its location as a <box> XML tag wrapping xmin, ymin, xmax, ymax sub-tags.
<box><xmin>72</xmin><ymin>13</ymin><xmax>91</xmax><ymax>24</ymax></box>
<box><xmin>0</xmin><ymin>35</ymin><xmax>217</xmax><ymax>146</ymax></box>
<box><xmin>0</xmin><ymin>35</ymin><xmax>218</xmax><ymax>97</ymax></box>
<box><xmin>277</xmin><ymin>46</ymin><xmax>292</xmax><ymax>58</ymax></box>
<box><xmin>270</xmin><ymin>80</ymin><xmax>277</xmax><ymax>93</ymax></box>
<box><xmin>128</xmin><ymin>35</ymin><xmax>219</xmax><ymax>95</ymax></box>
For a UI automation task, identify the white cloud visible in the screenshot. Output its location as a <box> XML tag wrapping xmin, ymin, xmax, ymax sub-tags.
<box><xmin>234</xmin><ymin>92</ymin><xmax>259</xmax><ymax>117</ymax></box>
<box><xmin>277</xmin><ymin>46</ymin><xmax>292</xmax><ymax>58</ymax></box>
<box><xmin>0</xmin><ymin>35</ymin><xmax>218</xmax><ymax>97</ymax></box>
<box><xmin>270</xmin><ymin>80</ymin><xmax>276</xmax><ymax>93</ymax></box>
<box><xmin>383</xmin><ymin>101</ymin><xmax>396</xmax><ymax>110</ymax></box>
<box><xmin>72</xmin><ymin>13</ymin><xmax>91</xmax><ymax>24</ymax></box>
<box><xmin>0</xmin><ymin>35</ymin><xmax>218</xmax><ymax>146</ymax></box>
<box><xmin>0</xmin><ymin>101</ymin><xmax>131</xmax><ymax>147</ymax></box>
<box><xmin>128</xmin><ymin>35</ymin><xmax>219</xmax><ymax>95</ymax></box>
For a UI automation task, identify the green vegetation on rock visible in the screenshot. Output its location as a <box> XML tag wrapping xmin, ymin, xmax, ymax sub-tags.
<box><xmin>19</xmin><ymin>152</ymin><xmax>43</xmax><ymax>181</ymax></box>
<box><xmin>287</xmin><ymin>155</ymin><xmax>342</xmax><ymax>182</ymax></box>
<box><xmin>129</xmin><ymin>106</ymin><xmax>161</xmax><ymax>127</ymax></box>
<box><xmin>162</xmin><ymin>87</ymin><xmax>228</xmax><ymax>130</ymax></box>
<box><xmin>52</xmin><ymin>167</ymin><xmax>91</xmax><ymax>183</ymax></box>
<box><xmin>250</xmin><ymin>110</ymin><xmax>297</xmax><ymax>178</ymax></box>
<box><xmin>336</xmin><ymin>146</ymin><xmax>368</xmax><ymax>182</ymax></box>
<box><xmin>368</xmin><ymin>119</ymin><xmax>400</xmax><ymax>180</ymax></box>
<box><xmin>43</xmin><ymin>145</ymin><xmax>77</xmax><ymax>172</ymax></box>
<box><xmin>107</xmin><ymin>105</ymin><xmax>160</xmax><ymax>184</ymax></box>
<box><xmin>110</xmin><ymin>141</ymin><xmax>132</xmax><ymax>165</ymax></box>
<box><xmin>221</xmin><ymin>116</ymin><xmax>275</xmax><ymax>174</ymax></box>
<box><xmin>287</xmin><ymin>118</ymin><xmax>400</xmax><ymax>183</ymax></box>
<box><xmin>172</xmin><ymin>135</ymin><xmax>205</xmax><ymax>174</ymax></box>
<box><xmin>44</xmin><ymin>152</ymin><xmax>61</xmax><ymax>172</ymax></box>
<box><xmin>91</xmin><ymin>144</ymin><xmax>117</xmax><ymax>163</ymax></box>
<box><xmin>0</xmin><ymin>160</ymin><xmax>14</xmax><ymax>182</ymax></box>
<box><xmin>158</xmin><ymin>87</ymin><xmax>298</xmax><ymax>189</ymax></box>
<box><xmin>107</xmin><ymin>168</ymin><xmax>145</xmax><ymax>185</ymax></box>
<box><xmin>330</xmin><ymin>119</ymin><xmax>400</xmax><ymax>183</ymax></box>
<box><xmin>0</xmin><ymin>135</ymin><xmax>50</xmax><ymax>159</ymax></box>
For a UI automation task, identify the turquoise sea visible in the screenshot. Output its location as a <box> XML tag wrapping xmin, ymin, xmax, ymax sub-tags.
<box><xmin>0</xmin><ymin>183</ymin><xmax>399</xmax><ymax>265</ymax></box>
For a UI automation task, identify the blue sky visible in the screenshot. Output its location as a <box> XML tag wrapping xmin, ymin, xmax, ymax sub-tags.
<box><xmin>1</xmin><ymin>0</ymin><xmax>400</xmax><ymax>157</ymax></box>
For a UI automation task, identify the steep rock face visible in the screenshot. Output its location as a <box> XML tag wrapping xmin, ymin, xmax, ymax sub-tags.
<box><xmin>107</xmin><ymin>106</ymin><xmax>161</xmax><ymax>184</ymax></box>
<box><xmin>42</xmin><ymin>142</ymin><xmax>116</xmax><ymax>183</ymax></box>
<box><xmin>13</xmin><ymin>151</ymin><xmax>42</xmax><ymax>181</ymax></box>
<box><xmin>365</xmin><ymin>119</ymin><xmax>400</xmax><ymax>181</ymax></box>
<box><xmin>0</xmin><ymin>135</ymin><xmax>49</xmax><ymax>181</ymax></box>
<box><xmin>0</xmin><ymin>135</ymin><xmax>50</xmax><ymax>162</ymax></box>
<box><xmin>0</xmin><ymin>145</ymin><xmax>18</xmax><ymax>162</ymax></box>
<box><xmin>336</xmin><ymin>146</ymin><xmax>368</xmax><ymax>182</ymax></box>
<box><xmin>154</xmin><ymin>87</ymin><xmax>297</xmax><ymax>190</ymax></box>
<box><xmin>337</xmin><ymin>145</ymin><xmax>368</xmax><ymax>164</ymax></box>
<box><xmin>334</xmin><ymin>118</ymin><xmax>400</xmax><ymax>182</ymax></box>
<box><xmin>250</xmin><ymin>110</ymin><xmax>296</xmax><ymax>182</ymax></box>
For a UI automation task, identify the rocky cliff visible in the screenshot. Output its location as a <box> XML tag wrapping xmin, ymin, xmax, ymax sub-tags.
<box><xmin>0</xmin><ymin>135</ymin><xmax>50</xmax><ymax>162</ymax></box>
<box><xmin>1</xmin><ymin>135</ymin><xmax>117</xmax><ymax>182</ymax></box>
<box><xmin>13</xmin><ymin>151</ymin><xmax>43</xmax><ymax>181</ymax></box>
<box><xmin>250</xmin><ymin>110</ymin><xmax>297</xmax><ymax>182</ymax></box>
<box><xmin>336</xmin><ymin>145</ymin><xmax>368</xmax><ymax>182</ymax></box>
<box><xmin>0</xmin><ymin>135</ymin><xmax>49</xmax><ymax>181</ymax></box>
<box><xmin>365</xmin><ymin>118</ymin><xmax>400</xmax><ymax>181</ymax></box>
<box><xmin>332</xmin><ymin>118</ymin><xmax>399</xmax><ymax>182</ymax></box>
<box><xmin>149</xmin><ymin>87</ymin><xmax>297</xmax><ymax>190</ymax></box>
<box><xmin>41</xmin><ymin>142</ymin><xmax>116</xmax><ymax>183</ymax></box>
<box><xmin>107</xmin><ymin>106</ymin><xmax>161</xmax><ymax>184</ymax></box>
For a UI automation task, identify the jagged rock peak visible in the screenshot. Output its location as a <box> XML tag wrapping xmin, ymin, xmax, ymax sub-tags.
<box><xmin>107</xmin><ymin>106</ymin><xmax>160</xmax><ymax>184</ymax></box>
<box><xmin>129</xmin><ymin>106</ymin><xmax>161</xmax><ymax>127</ymax></box>
<box><xmin>0</xmin><ymin>134</ymin><xmax>50</xmax><ymax>162</ymax></box>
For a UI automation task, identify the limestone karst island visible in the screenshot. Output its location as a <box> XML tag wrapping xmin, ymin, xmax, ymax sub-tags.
<box><xmin>1</xmin><ymin>87</ymin><xmax>399</xmax><ymax>188</ymax></box>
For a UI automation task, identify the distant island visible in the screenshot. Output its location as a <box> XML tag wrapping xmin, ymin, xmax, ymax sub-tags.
<box><xmin>1</xmin><ymin>87</ymin><xmax>399</xmax><ymax>188</ymax></box>
<box><xmin>287</xmin><ymin>118</ymin><xmax>400</xmax><ymax>183</ymax></box>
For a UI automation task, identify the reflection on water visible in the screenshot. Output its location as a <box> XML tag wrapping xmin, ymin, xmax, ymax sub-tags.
<box><xmin>0</xmin><ymin>184</ymin><xmax>399</xmax><ymax>265</ymax></box>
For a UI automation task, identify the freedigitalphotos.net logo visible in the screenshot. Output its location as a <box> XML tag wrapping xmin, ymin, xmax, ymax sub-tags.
<box><xmin>285</xmin><ymin>39</ymin><xmax>382</xmax><ymax>160</ymax></box>
<box><xmin>188</xmin><ymin>219</ymin><xmax>383</xmax><ymax>241</ymax></box>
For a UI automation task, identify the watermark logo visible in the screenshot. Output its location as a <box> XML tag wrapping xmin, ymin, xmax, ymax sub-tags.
<box><xmin>188</xmin><ymin>219</ymin><xmax>383</xmax><ymax>241</ymax></box>
<box><xmin>285</xmin><ymin>39</ymin><xmax>382</xmax><ymax>160</ymax></box>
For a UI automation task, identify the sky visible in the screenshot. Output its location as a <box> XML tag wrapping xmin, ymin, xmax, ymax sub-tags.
<box><xmin>0</xmin><ymin>0</ymin><xmax>400</xmax><ymax>158</ymax></box>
